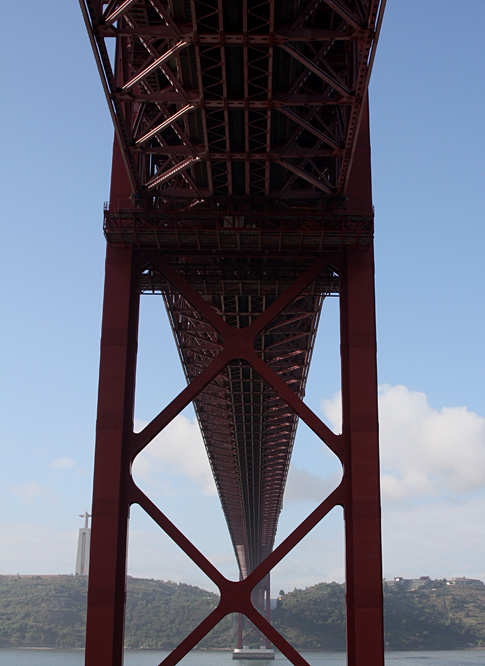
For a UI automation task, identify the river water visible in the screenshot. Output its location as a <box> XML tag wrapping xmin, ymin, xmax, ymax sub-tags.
<box><xmin>0</xmin><ymin>650</ymin><xmax>483</xmax><ymax>665</ymax></box>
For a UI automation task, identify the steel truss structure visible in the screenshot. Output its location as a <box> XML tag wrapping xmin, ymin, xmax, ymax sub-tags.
<box><xmin>81</xmin><ymin>1</ymin><xmax>386</xmax><ymax>665</ymax></box>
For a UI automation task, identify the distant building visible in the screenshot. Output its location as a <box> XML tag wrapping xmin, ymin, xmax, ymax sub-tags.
<box><xmin>446</xmin><ymin>577</ymin><xmax>484</xmax><ymax>588</ymax></box>
<box><xmin>388</xmin><ymin>575</ymin><xmax>485</xmax><ymax>591</ymax></box>
<box><xmin>387</xmin><ymin>576</ymin><xmax>431</xmax><ymax>591</ymax></box>
<box><xmin>75</xmin><ymin>511</ymin><xmax>91</xmax><ymax>575</ymax></box>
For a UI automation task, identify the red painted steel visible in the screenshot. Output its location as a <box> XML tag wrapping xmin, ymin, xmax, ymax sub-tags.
<box><xmin>81</xmin><ymin>1</ymin><xmax>386</xmax><ymax>665</ymax></box>
<box><xmin>85</xmin><ymin>245</ymin><xmax>138</xmax><ymax>666</ymax></box>
<box><xmin>81</xmin><ymin>0</ymin><xmax>384</xmax><ymax>208</ymax></box>
<box><xmin>236</xmin><ymin>576</ymin><xmax>272</xmax><ymax>650</ymax></box>
<box><xmin>340</xmin><ymin>111</ymin><xmax>384</xmax><ymax>664</ymax></box>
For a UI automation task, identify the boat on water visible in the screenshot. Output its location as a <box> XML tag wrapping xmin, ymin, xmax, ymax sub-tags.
<box><xmin>232</xmin><ymin>647</ymin><xmax>275</xmax><ymax>660</ymax></box>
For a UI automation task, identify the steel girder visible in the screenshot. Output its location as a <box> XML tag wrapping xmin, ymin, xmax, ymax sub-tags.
<box><xmin>81</xmin><ymin>0</ymin><xmax>385</xmax><ymax>209</ymax></box>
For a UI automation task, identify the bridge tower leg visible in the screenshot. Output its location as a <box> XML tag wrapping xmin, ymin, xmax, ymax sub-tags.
<box><xmin>341</xmin><ymin>246</ymin><xmax>384</xmax><ymax>664</ymax></box>
<box><xmin>85</xmin><ymin>140</ymin><xmax>138</xmax><ymax>666</ymax></box>
<box><xmin>341</xmin><ymin>110</ymin><xmax>384</xmax><ymax>665</ymax></box>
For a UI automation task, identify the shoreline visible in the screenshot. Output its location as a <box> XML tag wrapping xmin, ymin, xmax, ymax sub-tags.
<box><xmin>2</xmin><ymin>646</ymin><xmax>484</xmax><ymax>653</ymax></box>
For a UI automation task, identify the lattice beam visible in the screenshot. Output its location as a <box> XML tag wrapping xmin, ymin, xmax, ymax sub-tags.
<box><xmin>81</xmin><ymin>0</ymin><xmax>384</xmax><ymax>209</ymax></box>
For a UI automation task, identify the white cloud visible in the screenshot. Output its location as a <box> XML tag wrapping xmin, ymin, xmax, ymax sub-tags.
<box><xmin>320</xmin><ymin>394</ymin><xmax>342</xmax><ymax>434</ymax></box>
<box><xmin>310</xmin><ymin>385</ymin><xmax>485</xmax><ymax>582</ymax></box>
<box><xmin>321</xmin><ymin>384</ymin><xmax>485</xmax><ymax>501</ymax></box>
<box><xmin>127</xmin><ymin>385</ymin><xmax>485</xmax><ymax>589</ymax></box>
<box><xmin>49</xmin><ymin>457</ymin><xmax>76</xmax><ymax>470</ymax></box>
<box><xmin>12</xmin><ymin>482</ymin><xmax>51</xmax><ymax>505</ymax></box>
<box><xmin>380</xmin><ymin>384</ymin><xmax>485</xmax><ymax>498</ymax></box>
<box><xmin>133</xmin><ymin>414</ymin><xmax>217</xmax><ymax>496</ymax></box>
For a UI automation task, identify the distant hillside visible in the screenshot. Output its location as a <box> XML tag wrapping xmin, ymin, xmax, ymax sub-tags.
<box><xmin>1</xmin><ymin>575</ymin><xmax>484</xmax><ymax>650</ymax></box>
<box><xmin>122</xmin><ymin>577</ymin><xmax>234</xmax><ymax>649</ymax></box>
<box><xmin>0</xmin><ymin>575</ymin><xmax>88</xmax><ymax>648</ymax></box>
<box><xmin>273</xmin><ymin>581</ymin><xmax>485</xmax><ymax>650</ymax></box>
<box><xmin>0</xmin><ymin>575</ymin><xmax>234</xmax><ymax>650</ymax></box>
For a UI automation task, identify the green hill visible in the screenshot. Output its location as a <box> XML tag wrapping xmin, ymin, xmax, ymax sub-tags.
<box><xmin>0</xmin><ymin>575</ymin><xmax>88</xmax><ymax>648</ymax></box>
<box><xmin>1</xmin><ymin>575</ymin><xmax>484</xmax><ymax>650</ymax></box>
<box><xmin>273</xmin><ymin>581</ymin><xmax>485</xmax><ymax>650</ymax></box>
<box><xmin>0</xmin><ymin>575</ymin><xmax>234</xmax><ymax>650</ymax></box>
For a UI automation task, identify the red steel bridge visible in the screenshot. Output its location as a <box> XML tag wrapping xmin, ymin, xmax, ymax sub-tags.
<box><xmin>80</xmin><ymin>1</ymin><xmax>387</xmax><ymax>664</ymax></box>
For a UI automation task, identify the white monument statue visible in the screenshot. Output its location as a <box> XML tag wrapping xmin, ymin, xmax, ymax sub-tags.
<box><xmin>75</xmin><ymin>511</ymin><xmax>91</xmax><ymax>575</ymax></box>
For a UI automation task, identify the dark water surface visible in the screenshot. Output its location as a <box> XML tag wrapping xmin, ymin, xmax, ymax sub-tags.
<box><xmin>0</xmin><ymin>649</ymin><xmax>483</xmax><ymax>665</ymax></box>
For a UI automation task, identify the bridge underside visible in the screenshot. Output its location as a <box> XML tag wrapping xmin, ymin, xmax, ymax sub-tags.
<box><xmin>81</xmin><ymin>1</ymin><xmax>386</xmax><ymax>664</ymax></box>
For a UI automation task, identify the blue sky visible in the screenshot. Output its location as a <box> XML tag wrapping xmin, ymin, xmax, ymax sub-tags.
<box><xmin>1</xmin><ymin>1</ymin><xmax>484</xmax><ymax>594</ymax></box>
